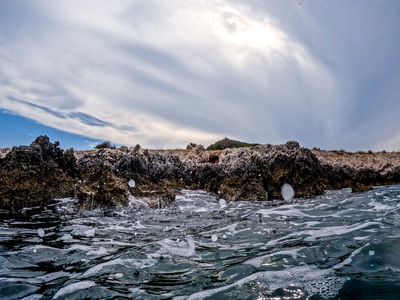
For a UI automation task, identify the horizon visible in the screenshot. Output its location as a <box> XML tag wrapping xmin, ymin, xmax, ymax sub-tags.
<box><xmin>1</xmin><ymin>1</ymin><xmax>400</xmax><ymax>151</ymax></box>
<box><xmin>0</xmin><ymin>132</ymin><xmax>398</xmax><ymax>154</ymax></box>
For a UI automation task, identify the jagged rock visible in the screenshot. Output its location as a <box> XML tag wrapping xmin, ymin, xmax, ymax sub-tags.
<box><xmin>77</xmin><ymin>165</ymin><xmax>129</xmax><ymax>210</ymax></box>
<box><xmin>191</xmin><ymin>144</ymin><xmax>205</xmax><ymax>153</ymax></box>
<box><xmin>0</xmin><ymin>136</ymin><xmax>78</xmax><ymax>210</ymax></box>
<box><xmin>119</xmin><ymin>146</ymin><xmax>129</xmax><ymax>153</ymax></box>
<box><xmin>2</xmin><ymin>136</ymin><xmax>400</xmax><ymax>211</ymax></box>
<box><xmin>0</xmin><ymin>136</ymin><xmax>132</xmax><ymax>210</ymax></box>
<box><xmin>130</xmin><ymin>144</ymin><xmax>143</xmax><ymax>155</ymax></box>
<box><xmin>214</xmin><ymin>142</ymin><xmax>328</xmax><ymax>199</ymax></box>
<box><xmin>130</xmin><ymin>180</ymin><xmax>187</xmax><ymax>207</ymax></box>
<box><xmin>112</xmin><ymin>150</ymin><xmax>187</xmax><ymax>205</ymax></box>
<box><xmin>219</xmin><ymin>176</ymin><xmax>267</xmax><ymax>201</ymax></box>
<box><xmin>77</xmin><ymin>148</ymin><xmax>127</xmax><ymax>169</ymax></box>
<box><xmin>186</xmin><ymin>143</ymin><xmax>197</xmax><ymax>150</ymax></box>
<box><xmin>114</xmin><ymin>151</ymin><xmax>185</xmax><ymax>183</ymax></box>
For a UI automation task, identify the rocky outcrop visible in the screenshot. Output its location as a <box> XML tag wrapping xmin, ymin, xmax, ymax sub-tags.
<box><xmin>76</xmin><ymin>165</ymin><xmax>129</xmax><ymax>210</ymax></box>
<box><xmin>1</xmin><ymin>136</ymin><xmax>400</xmax><ymax>211</ymax></box>
<box><xmin>0</xmin><ymin>136</ymin><xmax>77</xmax><ymax>210</ymax></box>
<box><xmin>0</xmin><ymin>136</ymin><xmax>129</xmax><ymax>210</ymax></box>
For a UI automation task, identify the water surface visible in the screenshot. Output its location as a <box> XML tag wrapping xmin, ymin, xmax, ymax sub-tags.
<box><xmin>1</xmin><ymin>185</ymin><xmax>400</xmax><ymax>299</ymax></box>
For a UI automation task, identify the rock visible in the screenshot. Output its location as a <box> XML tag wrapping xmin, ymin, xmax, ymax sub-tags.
<box><xmin>186</xmin><ymin>143</ymin><xmax>197</xmax><ymax>150</ymax></box>
<box><xmin>0</xmin><ymin>136</ymin><xmax>131</xmax><ymax>211</ymax></box>
<box><xmin>131</xmin><ymin>180</ymin><xmax>187</xmax><ymax>207</ymax></box>
<box><xmin>77</xmin><ymin>165</ymin><xmax>129</xmax><ymax>210</ymax></box>
<box><xmin>0</xmin><ymin>147</ymin><xmax>11</xmax><ymax>158</ymax></box>
<box><xmin>114</xmin><ymin>155</ymin><xmax>149</xmax><ymax>178</ymax></box>
<box><xmin>0</xmin><ymin>136</ymin><xmax>77</xmax><ymax>210</ymax></box>
<box><xmin>119</xmin><ymin>146</ymin><xmax>129</xmax><ymax>153</ymax></box>
<box><xmin>114</xmin><ymin>151</ymin><xmax>185</xmax><ymax>183</ymax></box>
<box><xmin>219</xmin><ymin>176</ymin><xmax>267</xmax><ymax>201</ymax></box>
<box><xmin>191</xmin><ymin>144</ymin><xmax>205</xmax><ymax>153</ymax></box>
<box><xmin>214</xmin><ymin>142</ymin><xmax>327</xmax><ymax>199</ymax></box>
<box><xmin>2</xmin><ymin>136</ymin><xmax>400</xmax><ymax>211</ymax></box>
<box><xmin>77</xmin><ymin>148</ymin><xmax>127</xmax><ymax>169</ymax></box>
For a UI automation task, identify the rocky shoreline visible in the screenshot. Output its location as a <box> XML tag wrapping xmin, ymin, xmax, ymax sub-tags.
<box><xmin>1</xmin><ymin>136</ymin><xmax>400</xmax><ymax>211</ymax></box>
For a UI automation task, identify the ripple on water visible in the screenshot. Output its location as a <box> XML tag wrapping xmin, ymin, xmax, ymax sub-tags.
<box><xmin>1</xmin><ymin>186</ymin><xmax>400</xmax><ymax>298</ymax></box>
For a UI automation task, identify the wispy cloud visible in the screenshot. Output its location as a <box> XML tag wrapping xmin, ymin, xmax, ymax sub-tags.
<box><xmin>0</xmin><ymin>0</ymin><xmax>399</xmax><ymax>150</ymax></box>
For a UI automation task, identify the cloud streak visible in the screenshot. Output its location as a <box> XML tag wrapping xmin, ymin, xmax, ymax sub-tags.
<box><xmin>1</xmin><ymin>0</ymin><xmax>399</xmax><ymax>150</ymax></box>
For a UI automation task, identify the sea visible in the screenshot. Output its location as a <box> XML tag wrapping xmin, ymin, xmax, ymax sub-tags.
<box><xmin>1</xmin><ymin>184</ymin><xmax>400</xmax><ymax>299</ymax></box>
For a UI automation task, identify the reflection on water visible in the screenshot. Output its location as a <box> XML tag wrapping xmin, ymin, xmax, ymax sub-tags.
<box><xmin>1</xmin><ymin>185</ymin><xmax>400</xmax><ymax>299</ymax></box>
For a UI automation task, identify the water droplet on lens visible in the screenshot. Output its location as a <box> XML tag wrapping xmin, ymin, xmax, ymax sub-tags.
<box><xmin>37</xmin><ymin>228</ymin><xmax>45</xmax><ymax>238</ymax></box>
<box><xmin>211</xmin><ymin>235</ymin><xmax>218</xmax><ymax>242</ymax></box>
<box><xmin>281</xmin><ymin>183</ymin><xmax>295</xmax><ymax>201</ymax></box>
<box><xmin>369</xmin><ymin>250</ymin><xmax>375</xmax><ymax>256</ymax></box>
<box><xmin>128</xmin><ymin>179</ymin><xmax>136</xmax><ymax>188</ymax></box>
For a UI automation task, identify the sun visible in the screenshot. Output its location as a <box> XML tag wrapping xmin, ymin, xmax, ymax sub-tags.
<box><xmin>220</xmin><ymin>10</ymin><xmax>285</xmax><ymax>51</ymax></box>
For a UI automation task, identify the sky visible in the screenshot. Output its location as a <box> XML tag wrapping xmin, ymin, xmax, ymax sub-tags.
<box><xmin>1</xmin><ymin>0</ymin><xmax>400</xmax><ymax>151</ymax></box>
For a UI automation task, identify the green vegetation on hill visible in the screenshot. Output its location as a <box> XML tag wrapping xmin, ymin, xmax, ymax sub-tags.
<box><xmin>207</xmin><ymin>137</ymin><xmax>258</xmax><ymax>150</ymax></box>
<box><xmin>94</xmin><ymin>141</ymin><xmax>116</xmax><ymax>149</ymax></box>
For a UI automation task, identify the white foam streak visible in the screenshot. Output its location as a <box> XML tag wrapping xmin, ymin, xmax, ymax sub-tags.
<box><xmin>155</xmin><ymin>238</ymin><xmax>196</xmax><ymax>257</ymax></box>
<box><xmin>245</xmin><ymin>247</ymin><xmax>307</xmax><ymax>268</ymax></box>
<box><xmin>257</xmin><ymin>206</ymin><xmax>320</xmax><ymax>218</ymax></box>
<box><xmin>266</xmin><ymin>222</ymin><xmax>381</xmax><ymax>246</ymax></box>
<box><xmin>80</xmin><ymin>257</ymin><xmax>156</xmax><ymax>278</ymax></box>
<box><xmin>182</xmin><ymin>265</ymin><xmax>348</xmax><ymax>300</ymax></box>
<box><xmin>211</xmin><ymin>222</ymin><xmax>251</xmax><ymax>236</ymax></box>
<box><xmin>53</xmin><ymin>281</ymin><xmax>96</xmax><ymax>299</ymax></box>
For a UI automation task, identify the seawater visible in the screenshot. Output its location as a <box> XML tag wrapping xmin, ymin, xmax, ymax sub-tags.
<box><xmin>1</xmin><ymin>185</ymin><xmax>400</xmax><ymax>299</ymax></box>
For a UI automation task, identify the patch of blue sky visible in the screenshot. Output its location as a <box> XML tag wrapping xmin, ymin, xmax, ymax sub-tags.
<box><xmin>0</xmin><ymin>110</ymin><xmax>102</xmax><ymax>150</ymax></box>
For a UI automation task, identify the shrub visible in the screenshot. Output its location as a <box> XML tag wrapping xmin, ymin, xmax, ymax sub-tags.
<box><xmin>206</xmin><ymin>137</ymin><xmax>258</xmax><ymax>150</ymax></box>
<box><xmin>94</xmin><ymin>140</ymin><xmax>116</xmax><ymax>149</ymax></box>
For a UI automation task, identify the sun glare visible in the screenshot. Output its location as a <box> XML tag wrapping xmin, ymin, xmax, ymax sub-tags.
<box><xmin>218</xmin><ymin>7</ymin><xmax>285</xmax><ymax>52</ymax></box>
<box><xmin>236</xmin><ymin>24</ymin><xmax>283</xmax><ymax>49</ymax></box>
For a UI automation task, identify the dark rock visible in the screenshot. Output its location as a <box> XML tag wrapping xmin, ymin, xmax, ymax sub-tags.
<box><xmin>186</xmin><ymin>143</ymin><xmax>197</xmax><ymax>150</ymax></box>
<box><xmin>77</xmin><ymin>165</ymin><xmax>129</xmax><ymax>210</ymax></box>
<box><xmin>0</xmin><ymin>136</ymin><xmax>77</xmax><ymax>210</ymax></box>
<box><xmin>131</xmin><ymin>180</ymin><xmax>187</xmax><ymax>207</ymax></box>
<box><xmin>2</xmin><ymin>136</ymin><xmax>400</xmax><ymax>211</ymax></box>
<box><xmin>219</xmin><ymin>176</ymin><xmax>267</xmax><ymax>201</ymax></box>
<box><xmin>0</xmin><ymin>136</ymin><xmax>132</xmax><ymax>211</ymax></box>
<box><xmin>77</xmin><ymin>148</ymin><xmax>126</xmax><ymax>169</ymax></box>
<box><xmin>114</xmin><ymin>155</ymin><xmax>149</xmax><ymax>178</ymax></box>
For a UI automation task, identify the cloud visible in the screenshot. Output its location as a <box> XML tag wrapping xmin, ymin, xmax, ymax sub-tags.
<box><xmin>0</xmin><ymin>0</ymin><xmax>399</xmax><ymax>150</ymax></box>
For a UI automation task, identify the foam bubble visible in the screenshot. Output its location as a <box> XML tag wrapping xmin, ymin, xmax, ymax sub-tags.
<box><xmin>281</xmin><ymin>183</ymin><xmax>295</xmax><ymax>201</ymax></box>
